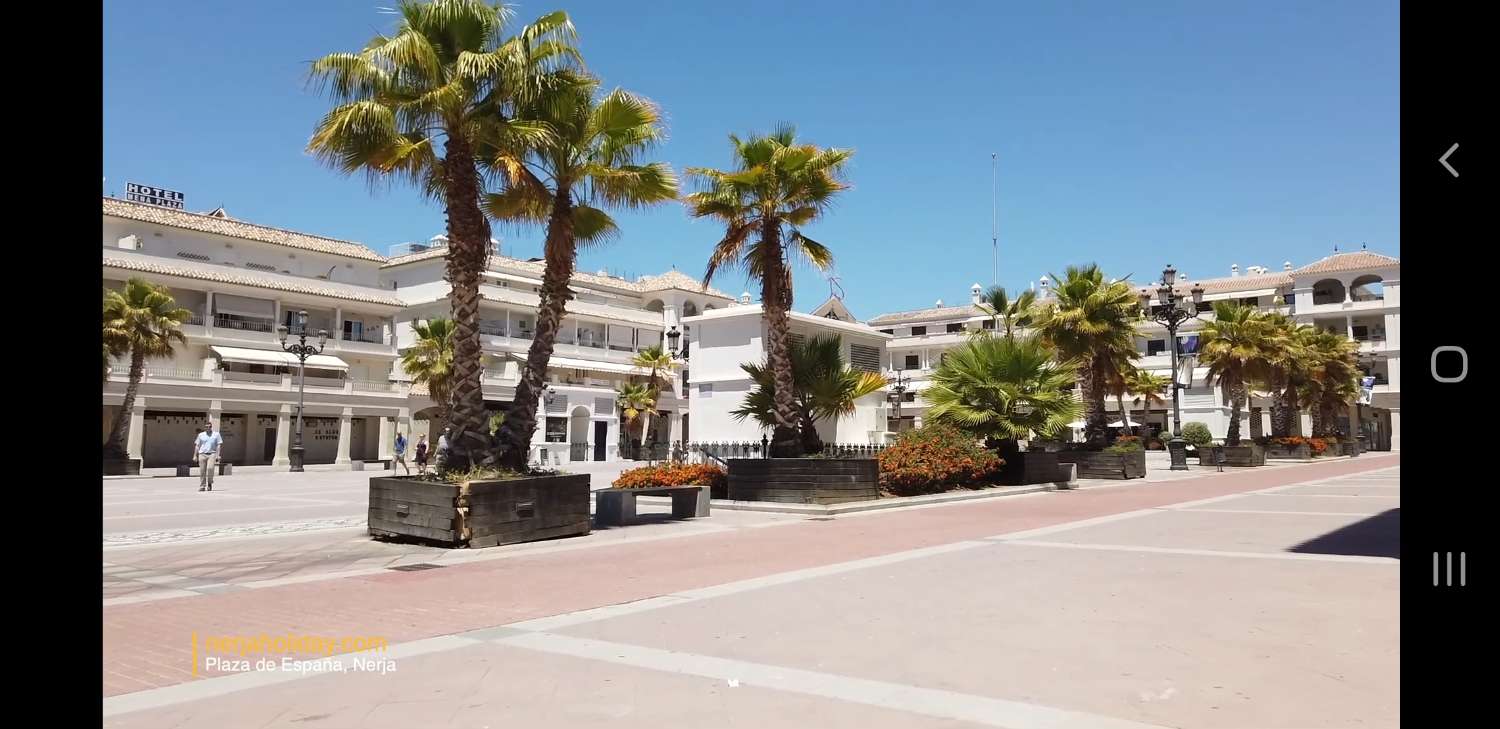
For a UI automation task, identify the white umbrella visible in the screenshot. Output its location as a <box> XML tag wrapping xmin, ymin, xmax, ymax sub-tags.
<box><xmin>1066</xmin><ymin>420</ymin><xmax>1087</xmax><ymax>429</ymax></box>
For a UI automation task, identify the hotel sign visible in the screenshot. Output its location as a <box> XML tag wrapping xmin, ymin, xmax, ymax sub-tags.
<box><xmin>126</xmin><ymin>182</ymin><xmax>185</xmax><ymax>209</ymax></box>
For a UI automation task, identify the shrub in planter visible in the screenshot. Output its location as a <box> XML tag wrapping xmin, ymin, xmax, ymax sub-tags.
<box><xmin>613</xmin><ymin>463</ymin><xmax>727</xmax><ymax>491</ymax></box>
<box><xmin>1104</xmin><ymin>436</ymin><xmax>1145</xmax><ymax>455</ymax></box>
<box><xmin>877</xmin><ymin>423</ymin><xmax>1003</xmax><ymax>496</ymax></box>
<box><xmin>1180</xmin><ymin>422</ymin><xmax>1213</xmax><ymax>448</ymax></box>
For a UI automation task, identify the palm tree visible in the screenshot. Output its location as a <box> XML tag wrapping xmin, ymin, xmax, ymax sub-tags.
<box><xmin>1033</xmin><ymin>264</ymin><xmax>1141</xmax><ymax>445</ymax></box>
<box><xmin>924</xmin><ymin>334</ymin><xmax>1082</xmax><ymax>446</ymax></box>
<box><xmin>615</xmin><ymin>381</ymin><xmax>654</xmax><ymax>448</ymax></box>
<box><xmin>629</xmin><ymin>344</ymin><xmax>676</xmax><ymax>449</ymax></box>
<box><xmin>1296</xmin><ymin>331</ymin><xmax>1361</xmax><ymax>437</ymax></box>
<box><xmin>975</xmin><ymin>285</ymin><xmax>1037</xmax><ymax>338</ymax></box>
<box><xmin>1256</xmin><ymin>313</ymin><xmax>1312</xmax><ymax>437</ymax></box>
<box><xmin>102</xmin><ymin>279</ymin><xmax>191</xmax><ymax>461</ymax></box>
<box><xmin>308</xmin><ymin>0</ymin><xmax>579</xmax><ymax>469</ymax></box>
<box><xmin>401</xmin><ymin>318</ymin><xmax>457</xmax><ymax>427</ymax></box>
<box><xmin>1197</xmin><ymin>302</ymin><xmax>1268</xmax><ymax>445</ymax></box>
<box><xmin>1125</xmin><ymin>369</ymin><xmax>1171</xmax><ymax>439</ymax></box>
<box><xmin>487</xmin><ymin>80</ymin><xmax>679</xmax><ymax>469</ymax></box>
<box><xmin>687</xmin><ymin>125</ymin><xmax>853</xmax><ymax>457</ymax></box>
<box><xmin>733</xmin><ymin>336</ymin><xmax>886</xmax><ymax>453</ymax></box>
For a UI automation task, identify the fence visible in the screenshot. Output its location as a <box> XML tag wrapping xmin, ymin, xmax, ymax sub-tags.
<box><xmin>685</xmin><ymin>440</ymin><xmax>890</xmax><ymax>464</ymax></box>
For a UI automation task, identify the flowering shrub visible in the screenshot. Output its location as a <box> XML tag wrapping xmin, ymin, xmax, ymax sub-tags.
<box><xmin>1269</xmin><ymin>436</ymin><xmax>1329</xmax><ymax>455</ymax></box>
<box><xmin>1104</xmin><ymin>435</ymin><xmax>1145</xmax><ymax>454</ymax></box>
<box><xmin>876</xmin><ymin>423</ymin><xmax>1003</xmax><ymax>496</ymax></box>
<box><xmin>612</xmin><ymin>463</ymin><xmax>727</xmax><ymax>490</ymax></box>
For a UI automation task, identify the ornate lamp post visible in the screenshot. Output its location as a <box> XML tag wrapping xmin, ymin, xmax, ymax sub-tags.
<box><xmin>1139</xmin><ymin>265</ymin><xmax>1205</xmax><ymax>471</ymax></box>
<box><xmin>665</xmin><ymin>325</ymin><xmax>689</xmax><ymax>361</ymax></box>
<box><xmin>886</xmin><ymin>368</ymin><xmax>911</xmax><ymax>432</ymax></box>
<box><xmin>277</xmin><ymin>310</ymin><xmax>328</xmax><ymax>472</ymax></box>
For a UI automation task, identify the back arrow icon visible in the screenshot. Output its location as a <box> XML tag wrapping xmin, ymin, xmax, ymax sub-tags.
<box><xmin>1440</xmin><ymin>143</ymin><xmax>1459</xmax><ymax>177</ymax></box>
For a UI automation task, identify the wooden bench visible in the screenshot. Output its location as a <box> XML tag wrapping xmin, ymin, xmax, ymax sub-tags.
<box><xmin>595</xmin><ymin>485</ymin><xmax>710</xmax><ymax>526</ymax></box>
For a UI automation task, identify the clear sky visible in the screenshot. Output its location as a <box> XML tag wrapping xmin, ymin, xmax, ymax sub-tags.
<box><xmin>103</xmin><ymin>0</ymin><xmax>1399</xmax><ymax>318</ymax></box>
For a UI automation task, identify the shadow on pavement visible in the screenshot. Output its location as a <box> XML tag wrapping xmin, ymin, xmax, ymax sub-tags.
<box><xmin>1288</xmin><ymin>509</ymin><xmax>1400</xmax><ymax>559</ymax></box>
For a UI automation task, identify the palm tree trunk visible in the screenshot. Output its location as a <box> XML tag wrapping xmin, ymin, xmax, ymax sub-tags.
<box><xmin>1269</xmin><ymin>375</ymin><xmax>1293</xmax><ymax>438</ymax></box>
<box><xmin>1226</xmin><ymin>379</ymin><xmax>1246</xmax><ymax>445</ymax></box>
<box><xmin>498</xmin><ymin>187</ymin><xmax>576</xmax><ymax>470</ymax></box>
<box><xmin>103</xmin><ymin>351</ymin><xmax>146</xmax><ymax>461</ymax></box>
<box><xmin>760</xmin><ymin>225</ymin><xmax>802</xmax><ymax>457</ymax></box>
<box><xmin>1083</xmin><ymin>358</ymin><xmax>1109</xmax><ymax>445</ymax></box>
<box><xmin>1116</xmin><ymin>392</ymin><xmax>1131</xmax><ymax>439</ymax></box>
<box><xmin>439</xmin><ymin>135</ymin><xmax>493</xmax><ymax>470</ymax></box>
<box><xmin>799</xmin><ymin>407</ymin><xmax>824</xmax><ymax>454</ymax></box>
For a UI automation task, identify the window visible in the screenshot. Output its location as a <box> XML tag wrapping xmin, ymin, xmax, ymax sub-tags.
<box><xmin>849</xmin><ymin>344</ymin><xmax>881</xmax><ymax>373</ymax></box>
<box><xmin>697</xmin><ymin>382</ymin><xmax>714</xmax><ymax>398</ymax></box>
<box><xmin>545</xmin><ymin>417</ymin><xmax>567</xmax><ymax>442</ymax></box>
<box><xmin>1196</xmin><ymin>301</ymin><xmax>1213</xmax><ymax>313</ymax></box>
<box><xmin>910</xmin><ymin>326</ymin><xmax>927</xmax><ymax>336</ymax></box>
<box><xmin>1147</xmin><ymin>339</ymin><xmax>1167</xmax><ymax>356</ymax></box>
<box><xmin>982</xmin><ymin>319</ymin><xmax>995</xmax><ymax>330</ymax></box>
<box><xmin>1240</xmin><ymin>297</ymin><xmax>1260</xmax><ymax>308</ymax></box>
<box><xmin>1352</xmin><ymin>325</ymin><xmax>1370</xmax><ymax>341</ymax></box>
<box><xmin>904</xmin><ymin>354</ymin><xmax>920</xmax><ymax>369</ymax></box>
<box><xmin>946</xmin><ymin>322</ymin><xmax>964</xmax><ymax>333</ymax></box>
<box><xmin>902</xmin><ymin>392</ymin><xmax>916</xmax><ymax>402</ymax></box>
<box><xmin>879</xmin><ymin>329</ymin><xmax>894</xmax><ymax>335</ymax></box>
<box><xmin>681</xmin><ymin>369</ymin><xmax>690</xmax><ymax>397</ymax></box>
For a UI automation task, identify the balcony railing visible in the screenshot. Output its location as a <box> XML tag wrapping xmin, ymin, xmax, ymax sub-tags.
<box><xmin>351</xmin><ymin>379</ymin><xmax>399</xmax><ymax>392</ymax></box>
<box><xmin>145</xmin><ymin>366</ymin><xmax>210</xmax><ymax>381</ymax></box>
<box><xmin>222</xmin><ymin>370</ymin><xmax>284</xmax><ymax>384</ymax></box>
<box><xmin>213</xmin><ymin>314</ymin><xmax>276</xmax><ymax>333</ymax></box>
<box><xmin>185</xmin><ymin>314</ymin><xmax>205</xmax><ymax>326</ymax></box>
<box><xmin>342</xmin><ymin>329</ymin><xmax>385</xmax><ymax>344</ymax></box>
<box><xmin>303</xmin><ymin>375</ymin><xmax>345</xmax><ymax>389</ymax></box>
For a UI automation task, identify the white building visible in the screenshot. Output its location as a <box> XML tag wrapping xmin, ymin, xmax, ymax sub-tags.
<box><xmin>102</xmin><ymin>197</ymin><xmax>733</xmax><ymax>468</ymax></box>
<box><xmin>861</xmin><ymin>251</ymin><xmax>1400</xmax><ymax>449</ymax></box>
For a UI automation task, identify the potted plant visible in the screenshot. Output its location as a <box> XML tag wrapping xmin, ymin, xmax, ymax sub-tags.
<box><xmin>1056</xmin><ymin>435</ymin><xmax>1147</xmax><ymax>480</ymax></box>
<box><xmin>1180</xmin><ymin>422</ymin><xmax>1213</xmax><ymax>458</ymax></box>
<box><xmin>369</xmin><ymin>465</ymin><xmax>591</xmax><ymax>548</ymax></box>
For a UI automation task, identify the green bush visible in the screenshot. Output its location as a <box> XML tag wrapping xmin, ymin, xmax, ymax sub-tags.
<box><xmin>877</xmin><ymin>423</ymin><xmax>1003</xmax><ymax>496</ymax></box>
<box><xmin>1104</xmin><ymin>436</ymin><xmax>1145</xmax><ymax>454</ymax></box>
<box><xmin>1181</xmin><ymin>422</ymin><xmax>1213</xmax><ymax>447</ymax></box>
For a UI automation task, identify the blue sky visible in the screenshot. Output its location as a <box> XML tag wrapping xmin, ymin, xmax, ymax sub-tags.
<box><xmin>103</xmin><ymin>0</ymin><xmax>1399</xmax><ymax>318</ymax></box>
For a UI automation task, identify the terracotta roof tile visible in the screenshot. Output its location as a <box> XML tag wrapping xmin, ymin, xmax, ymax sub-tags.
<box><xmin>867</xmin><ymin>304</ymin><xmax>985</xmax><ymax>326</ymax></box>
<box><xmin>1292</xmin><ymin>251</ymin><xmax>1400</xmax><ymax>275</ymax></box>
<box><xmin>104</xmin><ymin>197</ymin><xmax>385</xmax><ymax>262</ymax></box>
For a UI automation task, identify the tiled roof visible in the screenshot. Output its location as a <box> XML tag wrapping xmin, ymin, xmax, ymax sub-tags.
<box><xmin>867</xmin><ymin>304</ymin><xmax>985</xmax><ymax>326</ymax></box>
<box><xmin>1133</xmin><ymin>271</ymin><xmax>1294</xmax><ymax>297</ymax></box>
<box><xmin>102</xmin><ymin>250</ymin><xmax>405</xmax><ymax>307</ymax></box>
<box><xmin>635</xmin><ymin>269</ymin><xmax>732</xmax><ymax>299</ymax></box>
<box><xmin>1292</xmin><ymin>251</ymin><xmax>1399</xmax><ymax>275</ymax></box>
<box><xmin>104</xmin><ymin>197</ymin><xmax>385</xmax><ymax>262</ymax></box>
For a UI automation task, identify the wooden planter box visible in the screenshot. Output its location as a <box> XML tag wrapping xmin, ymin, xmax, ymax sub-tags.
<box><xmin>1198</xmin><ymin>444</ymin><xmax>1266</xmax><ymax>467</ymax></box>
<box><xmin>368</xmin><ymin>473</ymin><xmax>591</xmax><ymax>548</ymax></box>
<box><xmin>1264</xmin><ymin>443</ymin><xmax>1312</xmax><ymax>460</ymax></box>
<box><xmin>1055</xmin><ymin>449</ymin><xmax>1146</xmax><ymax>479</ymax></box>
<box><xmin>727</xmin><ymin>458</ymin><xmax>880</xmax><ymax>504</ymax></box>
<box><xmin>103</xmin><ymin>458</ymin><xmax>141</xmax><ymax>476</ymax></box>
<box><xmin>1000</xmin><ymin>451</ymin><xmax>1064</xmax><ymax>485</ymax></box>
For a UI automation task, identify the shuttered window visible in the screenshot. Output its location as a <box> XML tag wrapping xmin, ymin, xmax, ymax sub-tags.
<box><xmin>849</xmin><ymin>344</ymin><xmax>881</xmax><ymax>373</ymax></box>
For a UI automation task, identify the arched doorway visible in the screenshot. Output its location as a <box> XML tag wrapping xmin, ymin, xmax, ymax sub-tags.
<box><xmin>1312</xmin><ymin>278</ymin><xmax>1347</xmax><ymax>305</ymax></box>
<box><xmin>1350</xmin><ymin>274</ymin><xmax>1384</xmax><ymax>301</ymax></box>
<box><xmin>569</xmin><ymin>406</ymin><xmax>590</xmax><ymax>461</ymax></box>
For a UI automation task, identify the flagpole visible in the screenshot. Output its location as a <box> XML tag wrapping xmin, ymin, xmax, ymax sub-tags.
<box><xmin>991</xmin><ymin>153</ymin><xmax>998</xmax><ymax>285</ymax></box>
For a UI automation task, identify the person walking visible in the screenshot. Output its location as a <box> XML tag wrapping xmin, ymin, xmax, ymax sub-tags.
<box><xmin>414</xmin><ymin>434</ymin><xmax>429</xmax><ymax>475</ymax></box>
<box><xmin>393</xmin><ymin>431</ymin><xmax>410</xmax><ymax>475</ymax></box>
<box><xmin>194</xmin><ymin>421</ymin><xmax>223</xmax><ymax>492</ymax></box>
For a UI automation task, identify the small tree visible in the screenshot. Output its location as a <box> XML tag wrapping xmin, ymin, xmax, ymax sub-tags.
<box><xmin>733</xmin><ymin>335</ymin><xmax>886</xmax><ymax>453</ymax></box>
<box><xmin>102</xmin><ymin>279</ymin><xmax>192</xmax><ymax>461</ymax></box>
<box><xmin>401</xmin><ymin>318</ymin><xmax>457</xmax><ymax>426</ymax></box>
<box><xmin>1181</xmin><ymin>421</ymin><xmax>1213</xmax><ymax>448</ymax></box>
<box><xmin>924</xmin><ymin>334</ymin><xmax>1081</xmax><ymax>449</ymax></box>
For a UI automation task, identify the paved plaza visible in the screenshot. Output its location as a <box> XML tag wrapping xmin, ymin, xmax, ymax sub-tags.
<box><xmin>103</xmin><ymin>454</ymin><xmax>1399</xmax><ymax>728</ymax></box>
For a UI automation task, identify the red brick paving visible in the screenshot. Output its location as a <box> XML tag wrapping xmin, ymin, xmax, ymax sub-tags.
<box><xmin>102</xmin><ymin>454</ymin><xmax>1397</xmax><ymax>697</ymax></box>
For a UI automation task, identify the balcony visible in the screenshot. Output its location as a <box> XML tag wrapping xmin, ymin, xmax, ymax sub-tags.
<box><xmin>303</xmin><ymin>375</ymin><xmax>346</xmax><ymax>389</ymax></box>
<box><xmin>213</xmin><ymin>314</ymin><xmax>276</xmax><ymax>334</ymax></box>
<box><xmin>351</xmin><ymin>379</ymin><xmax>400</xmax><ymax>393</ymax></box>
<box><xmin>222</xmin><ymin>370</ymin><xmax>285</xmax><ymax>385</ymax></box>
<box><xmin>342</xmin><ymin>329</ymin><xmax>384</xmax><ymax>344</ymax></box>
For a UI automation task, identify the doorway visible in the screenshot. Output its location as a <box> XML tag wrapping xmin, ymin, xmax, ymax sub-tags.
<box><xmin>593</xmin><ymin>421</ymin><xmax>607</xmax><ymax>461</ymax></box>
<box><xmin>263</xmin><ymin>426</ymin><xmax>277</xmax><ymax>462</ymax></box>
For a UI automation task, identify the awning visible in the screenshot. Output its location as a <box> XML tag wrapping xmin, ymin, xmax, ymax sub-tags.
<box><xmin>1202</xmin><ymin>287</ymin><xmax>1279</xmax><ymax>303</ymax></box>
<box><xmin>210</xmin><ymin>345</ymin><xmax>349</xmax><ymax>371</ymax></box>
<box><xmin>508</xmin><ymin>353</ymin><xmax>637</xmax><ymax>375</ymax></box>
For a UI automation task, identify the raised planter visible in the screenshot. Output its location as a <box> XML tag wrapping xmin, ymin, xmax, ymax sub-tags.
<box><xmin>368</xmin><ymin>473</ymin><xmax>591</xmax><ymax>548</ymax></box>
<box><xmin>727</xmin><ymin>458</ymin><xmax>880</xmax><ymax>504</ymax></box>
<box><xmin>103</xmin><ymin>458</ymin><xmax>141</xmax><ymax>476</ymax></box>
<box><xmin>1001</xmin><ymin>451</ymin><xmax>1064</xmax><ymax>485</ymax></box>
<box><xmin>1264</xmin><ymin>442</ymin><xmax>1312</xmax><ymax>460</ymax></box>
<box><xmin>1055</xmin><ymin>449</ymin><xmax>1146</xmax><ymax>479</ymax></box>
<box><xmin>1201</xmin><ymin>443</ymin><xmax>1266</xmax><ymax>467</ymax></box>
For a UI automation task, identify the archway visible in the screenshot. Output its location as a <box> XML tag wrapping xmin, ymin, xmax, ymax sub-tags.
<box><xmin>569</xmin><ymin>406</ymin><xmax>590</xmax><ymax>461</ymax></box>
<box><xmin>1312</xmin><ymin>278</ymin><xmax>1346</xmax><ymax>305</ymax></box>
<box><xmin>644</xmin><ymin>299</ymin><xmax>665</xmax><ymax>314</ymax></box>
<box><xmin>1349</xmin><ymin>274</ymin><xmax>1384</xmax><ymax>301</ymax></box>
<box><xmin>681</xmin><ymin>301</ymin><xmax>699</xmax><ymax>317</ymax></box>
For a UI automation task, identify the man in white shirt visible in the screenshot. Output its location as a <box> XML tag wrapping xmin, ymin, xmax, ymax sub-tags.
<box><xmin>194</xmin><ymin>422</ymin><xmax>223</xmax><ymax>492</ymax></box>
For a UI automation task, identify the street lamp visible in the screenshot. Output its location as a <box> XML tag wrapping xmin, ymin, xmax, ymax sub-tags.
<box><xmin>886</xmin><ymin>368</ymin><xmax>911</xmax><ymax>432</ymax></box>
<box><xmin>1139</xmin><ymin>265</ymin><xmax>1205</xmax><ymax>471</ymax></box>
<box><xmin>277</xmin><ymin>310</ymin><xmax>327</xmax><ymax>472</ymax></box>
<box><xmin>665</xmin><ymin>325</ymin><xmax>689</xmax><ymax>361</ymax></box>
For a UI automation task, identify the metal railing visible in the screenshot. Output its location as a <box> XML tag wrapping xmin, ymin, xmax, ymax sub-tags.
<box><xmin>341</xmin><ymin>330</ymin><xmax>385</xmax><ymax>344</ymax></box>
<box><xmin>686</xmin><ymin>440</ymin><xmax>890</xmax><ymax>463</ymax></box>
<box><xmin>213</xmin><ymin>314</ymin><xmax>276</xmax><ymax>333</ymax></box>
